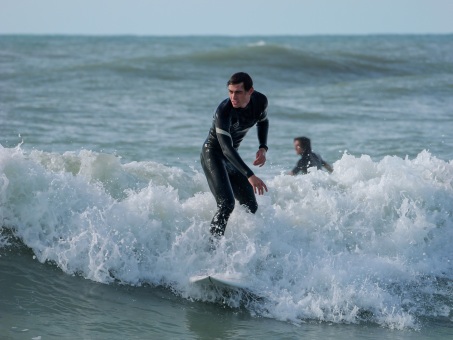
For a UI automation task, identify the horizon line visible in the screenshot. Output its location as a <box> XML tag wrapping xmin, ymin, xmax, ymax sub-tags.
<box><xmin>1</xmin><ymin>32</ymin><xmax>452</xmax><ymax>37</ymax></box>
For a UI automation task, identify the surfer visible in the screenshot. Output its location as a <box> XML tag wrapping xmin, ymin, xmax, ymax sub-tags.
<box><xmin>200</xmin><ymin>72</ymin><xmax>269</xmax><ymax>239</ymax></box>
<box><xmin>290</xmin><ymin>136</ymin><xmax>333</xmax><ymax>175</ymax></box>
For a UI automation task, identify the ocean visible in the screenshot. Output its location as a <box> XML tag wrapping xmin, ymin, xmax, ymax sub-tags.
<box><xmin>1</xmin><ymin>34</ymin><xmax>452</xmax><ymax>339</ymax></box>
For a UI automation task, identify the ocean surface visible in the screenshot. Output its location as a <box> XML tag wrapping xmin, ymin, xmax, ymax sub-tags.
<box><xmin>1</xmin><ymin>34</ymin><xmax>452</xmax><ymax>339</ymax></box>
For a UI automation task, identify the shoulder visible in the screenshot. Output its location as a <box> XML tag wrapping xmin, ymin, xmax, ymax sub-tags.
<box><xmin>214</xmin><ymin>98</ymin><xmax>233</xmax><ymax>126</ymax></box>
<box><xmin>310</xmin><ymin>152</ymin><xmax>321</xmax><ymax>162</ymax></box>
<box><xmin>215</xmin><ymin>98</ymin><xmax>233</xmax><ymax>119</ymax></box>
<box><xmin>252</xmin><ymin>91</ymin><xmax>268</xmax><ymax>108</ymax></box>
<box><xmin>216</xmin><ymin>98</ymin><xmax>231</xmax><ymax>113</ymax></box>
<box><xmin>313</xmin><ymin>152</ymin><xmax>324</xmax><ymax>162</ymax></box>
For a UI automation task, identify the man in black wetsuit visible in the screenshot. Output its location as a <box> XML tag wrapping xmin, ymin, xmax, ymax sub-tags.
<box><xmin>200</xmin><ymin>72</ymin><xmax>269</xmax><ymax>238</ymax></box>
<box><xmin>290</xmin><ymin>136</ymin><xmax>333</xmax><ymax>175</ymax></box>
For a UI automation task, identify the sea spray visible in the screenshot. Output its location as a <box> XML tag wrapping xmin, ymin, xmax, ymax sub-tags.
<box><xmin>1</xmin><ymin>145</ymin><xmax>452</xmax><ymax>329</ymax></box>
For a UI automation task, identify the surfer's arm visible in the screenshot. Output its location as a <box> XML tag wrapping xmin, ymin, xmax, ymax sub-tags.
<box><xmin>291</xmin><ymin>157</ymin><xmax>308</xmax><ymax>175</ymax></box>
<box><xmin>256</xmin><ymin>97</ymin><xmax>269</xmax><ymax>152</ymax></box>
<box><xmin>322</xmin><ymin>160</ymin><xmax>334</xmax><ymax>173</ymax></box>
<box><xmin>254</xmin><ymin>119</ymin><xmax>268</xmax><ymax>167</ymax></box>
<box><xmin>253</xmin><ymin>148</ymin><xmax>267</xmax><ymax>167</ymax></box>
<box><xmin>215</xmin><ymin>112</ymin><xmax>254</xmax><ymax>178</ymax></box>
<box><xmin>289</xmin><ymin>165</ymin><xmax>301</xmax><ymax>175</ymax></box>
<box><xmin>254</xmin><ymin>97</ymin><xmax>269</xmax><ymax>167</ymax></box>
<box><xmin>319</xmin><ymin>155</ymin><xmax>333</xmax><ymax>173</ymax></box>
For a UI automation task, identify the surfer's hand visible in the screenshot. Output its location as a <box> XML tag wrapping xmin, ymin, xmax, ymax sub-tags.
<box><xmin>248</xmin><ymin>175</ymin><xmax>268</xmax><ymax>195</ymax></box>
<box><xmin>253</xmin><ymin>148</ymin><xmax>267</xmax><ymax>167</ymax></box>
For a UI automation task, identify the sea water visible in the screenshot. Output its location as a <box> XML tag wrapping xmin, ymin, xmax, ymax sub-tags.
<box><xmin>1</xmin><ymin>35</ymin><xmax>452</xmax><ymax>339</ymax></box>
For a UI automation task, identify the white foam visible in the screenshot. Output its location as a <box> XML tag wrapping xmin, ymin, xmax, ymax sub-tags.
<box><xmin>1</xmin><ymin>145</ymin><xmax>452</xmax><ymax>329</ymax></box>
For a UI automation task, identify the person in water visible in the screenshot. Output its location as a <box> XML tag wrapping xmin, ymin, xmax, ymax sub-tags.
<box><xmin>290</xmin><ymin>136</ymin><xmax>333</xmax><ymax>175</ymax></box>
<box><xmin>200</xmin><ymin>72</ymin><xmax>269</xmax><ymax>238</ymax></box>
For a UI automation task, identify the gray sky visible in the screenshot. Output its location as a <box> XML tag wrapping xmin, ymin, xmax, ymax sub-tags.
<box><xmin>1</xmin><ymin>0</ymin><xmax>452</xmax><ymax>36</ymax></box>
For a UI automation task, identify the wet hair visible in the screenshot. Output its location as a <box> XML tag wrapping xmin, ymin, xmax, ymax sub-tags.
<box><xmin>227</xmin><ymin>72</ymin><xmax>253</xmax><ymax>91</ymax></box>
<box><xmin>294</xmin><ymin>136</ymin><xmax>312</xmax><ymax>153</ymax></box>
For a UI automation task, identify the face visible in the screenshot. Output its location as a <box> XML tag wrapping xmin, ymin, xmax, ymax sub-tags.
<box><xmin>228</xmin><ymin>83</ymin><xmax>254</xmax><ymax>108</ymax></box>
<box><xmin>294</xmin><ymin>140</ymin><xmax>304</xmax><ymax>155</ymax></box>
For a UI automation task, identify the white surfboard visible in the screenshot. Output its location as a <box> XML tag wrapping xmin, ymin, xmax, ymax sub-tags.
<box><xmin>189</xmin><ymin>273</ymin><xmax>248</xmax><ymax>290</ymax></box>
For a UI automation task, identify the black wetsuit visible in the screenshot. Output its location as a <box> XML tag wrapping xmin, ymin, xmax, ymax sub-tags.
<box><xmin>292</xmin><ymin>152</ymin><xmax>325</xmax><ymax>175</ymax></box>
<box><xmin>200</xmin><ymin>91</ymin><xmax>269</xmax><ymax>236</ymax></box>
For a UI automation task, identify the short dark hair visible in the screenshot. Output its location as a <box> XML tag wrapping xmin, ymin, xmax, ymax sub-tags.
<box><xmin>294</xmin><ymin>136</ymin><xmax>312</xmax><ymax>152</ymax></box>
<box><xmin>227</xmin><ymin>72</ymin><xmax>253</xmax><ymax>91</ymax></box>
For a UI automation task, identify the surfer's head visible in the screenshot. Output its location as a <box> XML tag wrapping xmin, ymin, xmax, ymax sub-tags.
<box><xmin>227</xmin><ymin>72</ymin><xmax>253</xmax><ymax>91</ymax></box>
<box><xmin>293</xmin><ymin>136</ymin><xmax>311</xmax><ymax>155</ymax></box>
<box><xmin>227</xmin><ymin>72</ymin><xmax>254</xmax><ymax>108</ymax></box>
